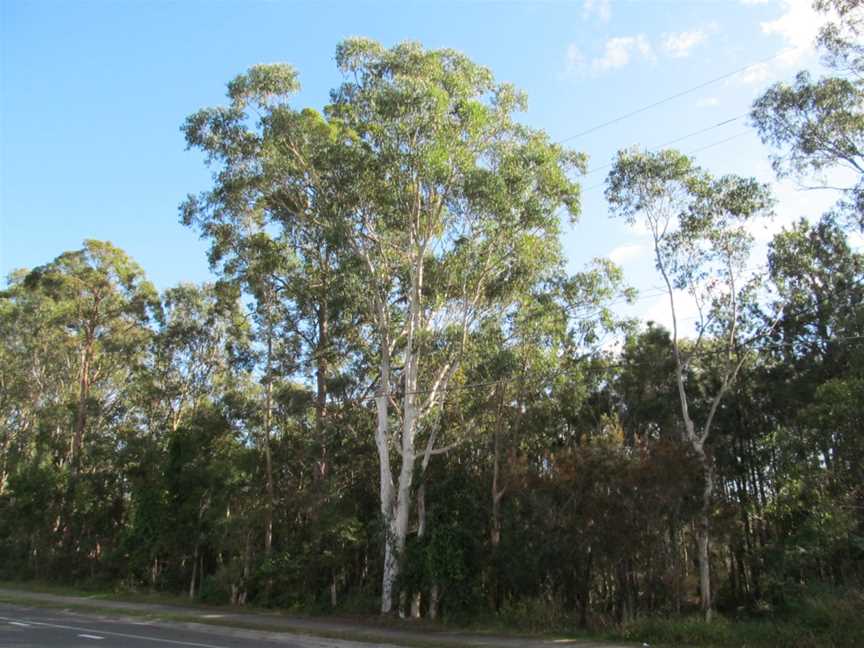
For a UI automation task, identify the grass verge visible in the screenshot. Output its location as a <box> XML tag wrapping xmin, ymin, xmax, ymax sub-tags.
<box><xmin>605</xmin><ymin>590</ymin><xmax>864</xmax><ymax>648</ymax></box>
<box><xmin>4</xmin><ymin>580</ymin><xmax>861</xmax><ymax>647</ymax></box>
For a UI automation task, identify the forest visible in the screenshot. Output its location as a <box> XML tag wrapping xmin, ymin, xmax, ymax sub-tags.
<box><xmin>1</xmin><ymin>1</ymin><xmax>862</xmax><ymax>644</ymax></box>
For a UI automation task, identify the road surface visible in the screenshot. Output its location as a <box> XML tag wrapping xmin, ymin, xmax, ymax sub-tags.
<box><xmin>0</xmin><ymin>603</ymin><xmax>403</xmax><ymax>648</ymax></box>
<box><xmin>0</xmin><ymin>589</ymin><xmax>637</xmax><ymax>648</ymax></box>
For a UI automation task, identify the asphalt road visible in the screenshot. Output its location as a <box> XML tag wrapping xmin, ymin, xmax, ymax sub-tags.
<box><xmin>0</xmin><ymin>603</ymin><xmax>403</xmax><ymax>648</ymax></box>
<box><xmin>0</xmin><ymin>590</ymin><xmax>637</xmax><ymax>648</ymax></box>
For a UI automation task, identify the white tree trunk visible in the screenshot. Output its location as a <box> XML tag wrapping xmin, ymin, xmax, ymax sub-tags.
<box><xmin>376</xmin><ymin>346</ymin><xmax>398</xmax><ymax>613</ymax></box>
<box><xmin>381</xmin><ymin>534</ymin><xmax>398</xmax><ymax>614</ymax></box>
<box><xmin>379</xmin><ymin>257</ymin><xmax>424</xmax><ymax>614</ymax></box>
<box><xmin>411</xmin><ymin>482</ymin><xmax>427</xmax><ymax>619</ymax></box>
<box><xmin>381</xmin><ymin>354</ymin><xmax>419</xmax><ymax>613</ymax></box>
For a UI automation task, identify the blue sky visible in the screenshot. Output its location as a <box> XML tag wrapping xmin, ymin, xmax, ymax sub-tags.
<box><xmin>1</xmin><ymin>0</ymin><xmax>854</xmax><ymax>329</ymax></box>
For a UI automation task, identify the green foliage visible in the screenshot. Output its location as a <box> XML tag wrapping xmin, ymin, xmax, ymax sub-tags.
<box><xmin>613</xmin><ymin>587</ymin><xmax>864</xmax><ymax>647</ymax></box>
<box><xmin>752</xmin><ymin>73</ymin><xmax>863</xmax><ymax>179</ymax></box>
<box><xmin>2</xmin><ymin>35</ymin><xmax>863</xmax><ymax>640</ymax></box>
<box><xmin>751</xmin><ymin>0</ymin><xmax>864</xmax><ymax>228</ymax></box>
<box><xmin>0</xmin><ymin>460</ymin><xmax>64</xmax><ymax>579</ymax></box>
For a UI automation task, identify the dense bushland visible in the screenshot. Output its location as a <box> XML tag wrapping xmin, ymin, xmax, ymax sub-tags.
<box><xmin>1</xmin><ymin>3</ymin><xmax>862</xmax><ymax>642</ymax></box>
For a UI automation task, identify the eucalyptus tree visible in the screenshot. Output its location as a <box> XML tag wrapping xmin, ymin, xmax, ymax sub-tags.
<box><xmin>0</xmin><ymin>271</ymin><xmax>83</xmax><ymax>577</ymax></box>
<box><xmin>767</xmin><ymin>214</ymin><xmax>863</xmax><ymax>385</ymax></box>
<box><xmin>764</xmin><ymin>215</ymin><xmax>864</xmax><ymax>578</ymax></box>
<box><xmin>432</xmin><ymin>258</ymin><xmax>632</xmax><ymax>615</ymax></box>
<box><xmin>326</xmin><ymin>39</ymin><xmax>585</xmax><ymax>613</ymax></box>
<box><xmin>120</xmin><ymin>282</ymin><xmax>248</xmax><ymax>588</ymax></box>
<box><xmin>183</xmin><ymin>40</ymin><xmax>585</xmax><ymax>613</ymax></box>
<box><xmin>0</xmin><ymin>271</ymin><xmax>76</xmax><ymax>495</ymax></box>
<box><xmin>148</xmin><ymin>283</ymin><xmax>247</xmax><ymax>434</ymax></box>
<box><xmin>606</xmin><ymin>149</ymin><xmax>773</xmax><ymax>620</ymax></box>
<box><xmin>182</xmin><ymin>65</ymin><xmax>360</xmax><ymax>557</ymax></box>
<box><xmin>751</xmin><ymin>0</ymin><xmax>863</xmax><ymax>227</ymax></box>
<box><xmin>814</xmin><ymin>0</ymin><xmax>863</xmax><ymax>84</ymax></box>
<box><xmin>20</xmin><ymin>240</ymin><xmax>158</xmax><ymax>555</ymax></box>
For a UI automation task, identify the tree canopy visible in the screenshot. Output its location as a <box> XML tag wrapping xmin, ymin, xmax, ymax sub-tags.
<box><xmin>1</xmin><ymin>32</ymin><xmax>863</xmax><ymax>646</ymax></box>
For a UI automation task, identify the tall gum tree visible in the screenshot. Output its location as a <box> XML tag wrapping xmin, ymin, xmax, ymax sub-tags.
<box><xmin>182</xmin><ymin>65</ymin><xmax>360</xmax><ymax>558</ymax></box>
<box><xmin>21</xmin><ymin>240</ymin><xmax>158</xmax><ymax>553</ymax></box>
<box><xmin>0</xmin><ymin>271</ymin><xmax>75</xmax><ymax>497</ymax></box>
<box><xmin>326</xmin><ymin>39</ymin><xmax>585</xmax><ymax>614</ymax></box>
<box><xmin>606</xmin><ymin>149</ymin><xmax>773</xmax><ymax>620</ymax></box>
<box><xmin>183</xmin><ymin>42</ymin><xmax>584</xmax><ymax>613</ymax></box>
<box><xmin>751</xmin><ymin>0</ymin><xmax>863</xmax><ymax>228</ymax></box>
<box><xmin>148</xmin><ymin>283</ymin><xmax>247</xmax><ymax>435</ymax></box>
<box><xmin>766</xmin><ymin>215</ymin><xmax>864</xmax><ymax>490</ymax></box>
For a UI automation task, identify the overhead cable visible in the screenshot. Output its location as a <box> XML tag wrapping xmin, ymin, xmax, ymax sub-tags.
<box><xmin>558</xmin><ymin>48</ymin><xmax>794</xmax><ymax>143</ymax></box>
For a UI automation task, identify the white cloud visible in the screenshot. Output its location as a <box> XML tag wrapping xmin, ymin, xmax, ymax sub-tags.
<box><xmin>566</xmin><ymin>25</ymin><xmax>714</xmax><ymax>77</ymax></box>
<box><xmin>761</xmin><ymin>0</ymin><xmax>829</xmax><ymax>56</ymax></box>
<box><xmin>608</xmin><ymin>243</ymin><xmax>645</xmax><ymax>264</ymax></box>
<box><xmin>739</xmin><ymin>166</ymin><xmax>858</xmax><ymax>247</ymax></box>
<box><xmin>640</xmin><ymin>289</ymin><xmax>702</xmax><ymax>335</ymax></box>
<box><xmin>772</xmin><ymin>166</ymin><xmax>859</xmax><ymax>213</ymax></box>
<box><xmin>565</xmin><ymin>43</ymin><xmax>585</xmax><ymax>75</ymax></box>
<box><xmin>733</xmin><ymin>0</ymin><xmax>835</xmax><ymax>86</ymax></box>
<box><xmin>744</xmin><ymin>209</ymin><xmax>788</xmax><ymax>244</ymax></box>
<box><xmin>662</xmin><ymin>30</ymin><xmax>708</xmax><ymax>58</ymax></box>
<box><xmin>737</xmin><ymin>62</ymin><xmax>772</xmax><ymax>85</ymax></box>
<box><xmin>696</xmin><ymin>96</ymin><xmax>720</xmax><ymax>107</ymax></box>
<box><xmin>754</xmin><ymin>0</ymin><xmax>836</xmax><ymax>68</ymax></box>
<box><xmin>592</xmin><ymin>35</ymin><xmax>656</xmax><ymax>73</ymax></box>
<box><xmin>583</xmin><ymin>0</ymin><xmax>612</xmax><ymax>22</ymax></box>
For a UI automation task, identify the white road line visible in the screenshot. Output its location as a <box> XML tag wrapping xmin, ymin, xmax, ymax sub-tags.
<box><xmin>8</xmin><ymin>621</ymin><xmax>30</xmax><ymax>627</ymax></box>
<box><xmin>0</xmin><ymin>615</ymin><xmax>233</xmax><ymax>647</ymax></box>
<box><xmin>78</xmin><ymin>634</ymin><xmax>104</xmax><ymax>640</ymax></box>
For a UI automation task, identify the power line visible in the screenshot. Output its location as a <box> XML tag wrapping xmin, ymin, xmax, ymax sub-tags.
<box><xmin>581</xmin><ymin>130</ymin><xmax>754</xmax><ymax>192</ymax></box>
<box><xmin>688</xmin><ymin>130</ymin><xmax>752</xmax><ymax>155</ymax></box>
<box><xmin>558</xmin><ymin>48</ymin><xmax>793</xmax><ymax>143</ymax></box>
<box><xmin>583</xmin><ymin>114</ymin><xmax>747</xmax><ymax>177</ymax></box>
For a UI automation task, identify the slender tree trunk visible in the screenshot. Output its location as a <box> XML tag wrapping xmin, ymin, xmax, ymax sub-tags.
<box><xmin>428</xmin><ymin>583</ymin><xmax>440</xmax><ymax>620</ymax></box>
<box><xmin>376</xmin><ymin>334</ymin><xmax>397</xmax><ymax>614</ymax></box>
<box><xmin>189</xmin><ymin>543</ymin><xmax>199</xmax><ymax>599</ymax></box>
<box><xmin>238</xmin><ymin>530</ymin><xmax>251</xmax><ymax>605</ymax></box>
<box><xmin>411</xmin><ymin>481</ymin><xmax>426</xmax><ymax>619</ymax></box>
<box><xmin>696</xmin><ymin>446</ymin><xmax>713</xmax><ymax>621</ymax></box>
<box><xmin>330</xmin><ymin>571</ymin><xmax>338</xmax><ymax>608</ymax></box>
<box><xmin>263</xmin><ymin>377</ymin><xmax>274</xmax><ymax>556</ymax></box>
<box><xmin>671</xmin><ymin>507</ymin><xmax>682</xmax><ymax>614</ymax></box>
<box><xmin>491</xmin><ymin>387</ymin><xmax>504</xmax><ymax>550</ymax></box>
<box><xmin>658</xmin><ymin>230</ymin><xmax>718</xmax><ymax>622</ymax></box>
<box><xmin>63</xmin><ymin>340</ymin><xmax>93</xmax><ymax>552</ymax></box>
<box><xmin>387</xmin><ymin>357</ymin><xmax>417</xmax><ymax>614</ymax></box>
<box><xmin>262</xmin><ymin>300</ymin><xmax>276</xmax><ymax>557</ymax></box>
<box><xmin>617</xmin><ymin>559</ymin><xmax>635</xmax><ymax>624</ymax></box>
<box><xmin>72</xmin><ymin>342</ymin><xmax>91</xmax><ymax>472</ymax></box>
<box><xmin>0</xmin><ymin>416</ymin><xmax>15</xmax><ymax>495</ymax></box>
<box><xmin>150</xmin><ymin>557</ymin><xmax>160</xmax><ymax>589</ymax></box>
<box><xmin>315</xmin><ymin>303</ymin><xmax>329</xmax><ymax>481</ymax></box>
<box><xmin>489</xmin><ymin>387</ymin><xmax>505</xmax><ymax>612</ymax></box>
<box><xmin>255</xmin><ymin>280</ymin><xmax>277</xmax><ymax>591</ymax></box>
<box><xmin>675</xmin><ymin>357</ymin><xmax>715</xmax><ymax>621</ymax></box>
<box><xmin>380</xmin><ymin>261</ymin><xmax>423</xmax><ymax>614</ymax></box>
<box><xmin>578</xmin><ymin>550</ymin><xmax>592</xmax><ymax>628</ymax></box>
